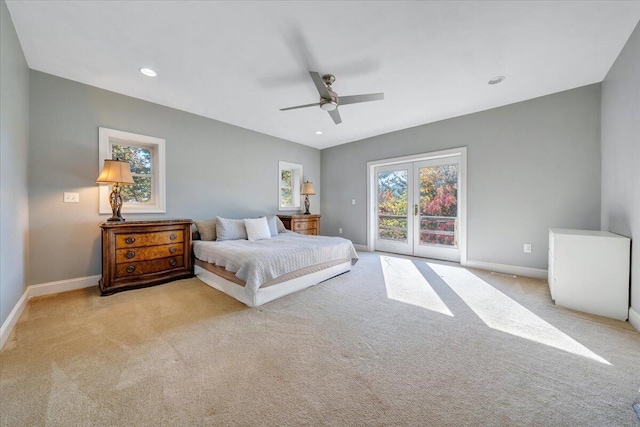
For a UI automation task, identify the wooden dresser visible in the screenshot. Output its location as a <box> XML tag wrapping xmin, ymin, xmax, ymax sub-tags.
<box><xmin>278</xmin><ymin>214</ymin><xmax>321</xmax><ymax>236</ymax></box>
<box><xmin>99</xmin><ymin>220</ymin><xmax>193</xmax><ymax>295</ymax></box>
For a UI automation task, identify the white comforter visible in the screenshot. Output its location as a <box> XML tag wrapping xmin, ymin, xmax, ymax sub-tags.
<box><xmin>193</xmin><ymin>232</ymin><xmax>359</xmax><ymax>296</ymax></box>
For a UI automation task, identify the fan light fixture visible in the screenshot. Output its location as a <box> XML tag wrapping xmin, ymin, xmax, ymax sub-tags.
<box><xmin>140</xmin><ymin>68</ymin><xmax>157</xmax><ymax>77</ymax></box>
<box><xmin>320</xmin><ymin>100</ymin><xmax>338</xmax><ymax>111</ymax></box>
<box><xmin>488</xmin><ymin>76</ymin><xmax>505</xmax><ymax>85</ymax></box>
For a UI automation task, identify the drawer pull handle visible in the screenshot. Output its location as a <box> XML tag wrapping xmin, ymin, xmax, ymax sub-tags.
<box><xmin>125</xmin><ymin>237</ymin><xmax>135</xmax><ymax>244</ymax></box>
<box><xmin>126</xmin><ymin>265</ymin><xmax>135</xmax><ymax>273</ymax></box>
<box><xmin>126</xmin><ymin>251</ymin><xmax>135</xmax><ymax>259</ymax></box>
<box><xmin>169</xmin><ymin>259</ymin><xmax>177</xmax><ymax>267</ymax></box>
<box><xmin>170</xmin><ymin>233</ymin><xmax>177</xmax><ymax>240</ymax></box>
<box><xmin>296</xmin><ymin>224</ymin><xmax>301</xmax><ymax>228</ymax></box>
<box><xmin>169</xmin><ymin>247</ymin><xmax>176</xmax><ymax>254</ymax></box>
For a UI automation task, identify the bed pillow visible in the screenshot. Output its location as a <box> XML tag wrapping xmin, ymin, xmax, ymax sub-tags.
<box><xmin>245</xmin><ymin>217</ymin><xmax>272</xmax><ymax>241</ymax></box>
<box><xmin>194</xmin><ymin>219</ymin><xmax>217</xmax><ymax>241</ymax></box>
<box><xmin>275</xmin><ymin>216</ymin><xmax>287</xmax><ymax>233</ymax></box>
<box><xmin>264</xmin><ymin>215</ymin><xmax>278</xmax><ymax>236</ymax></box>
<box><xmin>216</xmin><ymin>217</ymin><xmax>248</xmax><ymax>241</ymax></box>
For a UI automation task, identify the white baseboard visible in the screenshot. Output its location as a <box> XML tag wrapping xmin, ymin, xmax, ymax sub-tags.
<box><xmin>353</xmin><ymin>244</ymin><xmax>369</xmax><ymax>252</ymax></box>
<box><xmin>0</xmin><ymin>274</ymin><xmax>99</xmax><ymax>351</ymax></box>
<box><xmin>29</xmin><ymin>274</ymin><xmax>100</xmax><ymax>297</ymax></box>
<box><xmin>463</xmin><ymin>259</ymin><xmax>548</xmax><ymax>279</ymax></box>
<box><xmin>629</xmin><ymin>307</ymin><xmax>640</xmax><ymax>332</ymax></box>
<box><xmin>0</xmin><ymin>289</ymin><xmax>30</xmax><ymax>352</ymax></box>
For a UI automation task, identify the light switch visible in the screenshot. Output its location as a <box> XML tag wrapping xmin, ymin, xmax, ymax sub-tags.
<box><xmin>64</xmin><ymin>192</ymin><xmax>79</xmax><ymax>203</ymax></box>
<box><xmin>351</xmin><ymin>199</ymin><xmax>356</xmax><ymax>205</ymax></box>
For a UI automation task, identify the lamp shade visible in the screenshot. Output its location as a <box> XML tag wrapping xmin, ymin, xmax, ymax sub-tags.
<box><xmin>301</xmin><ymin>181</ymin><xmax>316</xmax><ymax>196</ymax></box>
<box><xmin>96</xmin><ymin>159</ymin><xmax>135</xmax><ymax>185</ymax></box>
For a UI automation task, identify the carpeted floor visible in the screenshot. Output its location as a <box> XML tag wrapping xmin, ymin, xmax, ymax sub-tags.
<box><xmin>1</xmin><ymin>251</ymin><xmax>639</xmax><ymax>426</ymax></box>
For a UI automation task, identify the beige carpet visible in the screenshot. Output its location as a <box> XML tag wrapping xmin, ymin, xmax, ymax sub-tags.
<box><xmin>1</xmin><ymin>252</ymin><xmax>639</xmax><ymax>426</ymax></box>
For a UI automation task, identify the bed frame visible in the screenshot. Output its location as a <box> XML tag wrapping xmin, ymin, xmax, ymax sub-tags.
<box><xmin>194</xmin><ymin>261</ymin><xmax>352</xmax><ymax>307</ymax></box>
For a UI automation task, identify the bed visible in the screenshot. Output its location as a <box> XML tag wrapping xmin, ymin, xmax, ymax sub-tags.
<box><xmin>193</xmin><ymin>229</ymin><xmax>359</xmax><ymax>307</ymax></box>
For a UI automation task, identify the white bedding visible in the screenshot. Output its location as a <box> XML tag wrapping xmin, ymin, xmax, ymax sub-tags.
<box><xmin>193</xmin><ymin>231</ymin><xmax>358</xmax><ymax>296</ymax></box>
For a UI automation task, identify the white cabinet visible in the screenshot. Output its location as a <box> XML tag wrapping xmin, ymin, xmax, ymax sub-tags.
<box><xmin>548</xmin><ymin>229</ymin><xmax>630</xmax><ymax>320</ymax></box>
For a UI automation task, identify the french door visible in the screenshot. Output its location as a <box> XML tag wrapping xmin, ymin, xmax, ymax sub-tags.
<box><xmin>375</xmin><ymin>156</ymin><xmax>460</xmax><ymax>262</ymax></box>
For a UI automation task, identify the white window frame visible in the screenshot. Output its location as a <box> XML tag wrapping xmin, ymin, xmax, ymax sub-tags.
<box><xmin>98</xmin><ymin>127</ymin><xmax>166</xmax><ymax>214</ymax></box>
<box><xmin>278</xmin><ymin>161</ymin><xmax>303</xmax><ymax>211</ymax></box>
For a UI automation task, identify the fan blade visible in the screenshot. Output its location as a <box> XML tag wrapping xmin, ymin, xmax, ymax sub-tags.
<box><xmin>309</xmin><ymin>71</ymin><xmax>333</xmax><ymax>100</ymax></box>
<box><xmin>280</xmin><ymin>102</ymin><xmax>320</xmax><ymax>111</ymax></box>
<box><xmin>328</xmin><ymin>109</ymin><xmax>342</xmax><ymax>124</ymax></box>
<box><xmin>338</xmin><ymin>93</ymin><xmax>384</xmax><ymax>106</ymax></box>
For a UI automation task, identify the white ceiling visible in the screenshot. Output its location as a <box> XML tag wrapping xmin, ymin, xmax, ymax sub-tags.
<box><xmin>6</xmin><ymin>1</ymin><xmax>640</xmax><ymax>150</ymax></box>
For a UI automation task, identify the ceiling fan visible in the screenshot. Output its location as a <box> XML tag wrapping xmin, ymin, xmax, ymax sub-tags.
<box><xmin>280</xmin><ymin>71</ymin><xmax>384</xmax><ymax>124</ymax></box>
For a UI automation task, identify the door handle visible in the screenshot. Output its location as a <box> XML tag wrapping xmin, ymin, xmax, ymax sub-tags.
<box><xmin>414</xmin><ymin>204</ymin><xmax>418</xmax><ymax>216</ymax></box>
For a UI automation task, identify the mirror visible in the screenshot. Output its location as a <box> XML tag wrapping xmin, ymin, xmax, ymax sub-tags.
<box><xmin>279</xmin><ymin>161</ymin><xmax>303</xmax><ymax>211</ymax></box>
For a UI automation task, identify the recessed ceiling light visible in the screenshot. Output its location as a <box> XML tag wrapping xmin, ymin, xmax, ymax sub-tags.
<box><xmin>140</xmin><ymin>68</ymin><xmax>157</xmax><ymax>77</ymax></box>
<box><xmin>315</xmin><ymin>131</ymin><xmax>323</xmax><ymax>135</ymax></box>
<box><xmin>488</xmin><ymin>76</ymin><xmax>505</xmax><ymax>85</ymax></box>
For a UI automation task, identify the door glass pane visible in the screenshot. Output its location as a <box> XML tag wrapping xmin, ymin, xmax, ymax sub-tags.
<box><xmin>378</xmin><ymin>170</ymin><xmax>408</xmax><ymax>242</ymax></box>
<box><xmin>418</xmin><ymin>164</ymin><xmax>458</xmax><ymax>247</ymax></box>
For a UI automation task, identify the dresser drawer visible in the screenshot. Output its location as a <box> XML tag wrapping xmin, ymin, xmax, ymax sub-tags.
<box><xmin>116</xmin><ymin>257</ymin><xmax>185</xmax><ymax>278</ymax></box>
<box><xmin>297</xmin><ymin>229</ymin><xmax>318</xmax><ymax>236</ymax></box>
<box><xmin>293</xmin><ymin>221</ymin><xmax>316</xmax><ymax>231</ymax></box>
<box><xmin>115</xmin><ymin>243</ymin><xmax>184</xmax><ymax>264</ymax></box>
<box><xmin>116</xmin><ymin>230</ymin><xmax>184</xmax><ymax>248</ymax></box>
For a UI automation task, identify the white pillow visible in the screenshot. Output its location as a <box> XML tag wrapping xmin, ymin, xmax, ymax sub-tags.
<box><xmin>244</xmin><ymin>217</ymin><xmax>272</xmax><ymax>241</ymax></box>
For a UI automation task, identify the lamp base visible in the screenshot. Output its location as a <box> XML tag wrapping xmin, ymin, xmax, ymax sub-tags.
<box><xmin>107</xmin><ymin>217</ymin><xmax>125</xmax><ymax>222</ymax></box>
<box><xmin>303</xmin><ymin>195</ymin><xmax>311</xmax><ymax>215</ymax></box>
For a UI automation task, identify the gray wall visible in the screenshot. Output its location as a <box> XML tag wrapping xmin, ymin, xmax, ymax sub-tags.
<box><xmin>28</xmin><ymin>71</ymin><xmax>320</xmax><ymax>285</ymax></box>
<box><xmin>0</xmin><ymin>0</ymin><xmax>29</xmax><ymax>326</ymax></box>
<box><xmin>601</xmin><ymin>22</ymin><xmax>640</xmax><ymax>313</ymax></box>
<box><xmin>321</xmin><ymin>85</ymin><xmax>602</xmax><ymax>271</ymax></box>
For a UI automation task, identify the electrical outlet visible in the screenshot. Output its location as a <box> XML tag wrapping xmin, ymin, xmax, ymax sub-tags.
<box><xmin>351</xmin><ymin>199</ymin><xmax>356</xmax><ymax>205</ymax></box>
<box><xmin>63</xmin><ymin>192</ymin><xmax>79</xmax><ymax>203</ymax></box>
<box><xmin>524</xmin><ymin>244</ymin><xmax>532</xmax><ymax>253</ymax></box>
<box><xmin>339</xmin><ymin>228</ymin><xmax>343</xmax><ymax>234</ymax></box>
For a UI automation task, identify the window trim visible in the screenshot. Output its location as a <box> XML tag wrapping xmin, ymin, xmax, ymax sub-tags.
<box><xmin>98</xmin><ymin>127</ymin><xmax>166</xmax><ymax>214</ymax></box>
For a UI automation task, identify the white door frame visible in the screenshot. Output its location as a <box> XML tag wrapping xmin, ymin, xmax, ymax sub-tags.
<box><xmin>366</xmin><ymin>147</ymin><xmax>468</xmax><ymax>266</ymax></box>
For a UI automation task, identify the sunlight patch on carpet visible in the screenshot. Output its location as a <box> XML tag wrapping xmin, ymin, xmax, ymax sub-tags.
<box><xmin>428</xmin><ymin>263</ymin><xmax>611</xmax><ymax>365</ymax></box>
<box><xmin>380</xmin><ymin>256</ymin><xmax>453</xmax><ymax>316</ymax></box>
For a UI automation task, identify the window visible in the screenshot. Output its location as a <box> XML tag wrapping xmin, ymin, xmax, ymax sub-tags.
<box><xmin>278</xmin><ymin>161</ymin><xmax>302</xmax><ymax>210</ymax></box>
<box><xmin>99</xmin><ymin>127</ymin><xmax>166</xmax><ymax>214</ymax></box>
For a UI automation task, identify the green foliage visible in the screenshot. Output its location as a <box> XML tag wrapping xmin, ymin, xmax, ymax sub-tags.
<box><xmin>280</xmin><ymin>169</ymin><xmax>293</xmax><ymax>206</ymax></box>
<box><xmin>112</xmin><ymin>145</ymin><xmax>152</xmax><ymax>203</ymax></box>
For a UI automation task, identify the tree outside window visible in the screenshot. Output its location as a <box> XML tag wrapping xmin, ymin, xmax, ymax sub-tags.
<box><xmin>111</xmin><ymin>144</ymin><xmax>153</xmax><ymax>204</ymax></box>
